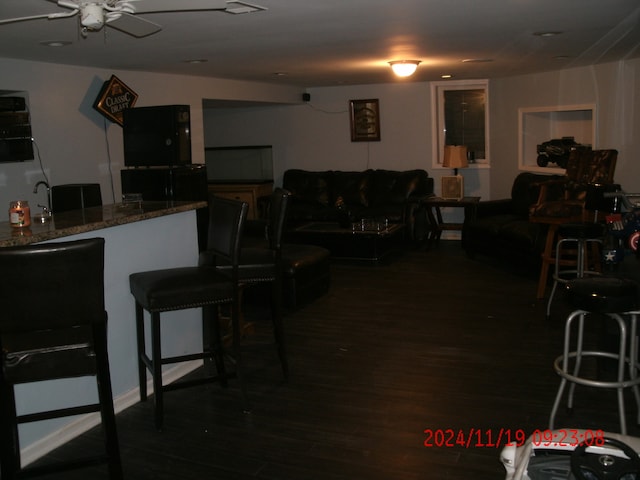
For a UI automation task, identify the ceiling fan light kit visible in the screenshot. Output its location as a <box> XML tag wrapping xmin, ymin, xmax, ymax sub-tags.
<box><xmin>80</xmin><ymin>4</ymin><xmax>105</xmax><ymax>30</ymax></box>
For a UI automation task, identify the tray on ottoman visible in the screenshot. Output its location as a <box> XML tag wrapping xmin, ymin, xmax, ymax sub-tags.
<box><xmin>289</xmin><ymin>221</ymin><xmax>405</xmax><ymax>262</ymax></box>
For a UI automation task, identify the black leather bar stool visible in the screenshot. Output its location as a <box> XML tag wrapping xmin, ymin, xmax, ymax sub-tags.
<box><xmin>129</xmin><ymin>196</ymin><xmax>248</xmax><ymax>430</ymax></box>
<box><xmin>549</xmin><ymin>276</ymin><xmax>640</xmax><ymax>434</ymax></box>
<box><xmin>546</xmin><ymin>222</ymin><xmax>606</xmax><ymax>320</ymax></box>
<box><xmin>0</xmin><ymin>238</ymin><xmax>122</xmax><ymax>479</ymax></box>
<box><xmin>200</xmin><ymin>188</ymin><xmax>291</xmax><ymax>379</ymax></box>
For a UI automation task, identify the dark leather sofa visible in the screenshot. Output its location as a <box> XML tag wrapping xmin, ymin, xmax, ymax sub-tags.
<box><xmin>462</xmin><ymin>172</ymin><xmax>563</xmax><ymax>272</ymax></box>
<box><xmin>282</xmin><ymin>168</ymin><xmax>434</xmax><ymax>240</ymax></box>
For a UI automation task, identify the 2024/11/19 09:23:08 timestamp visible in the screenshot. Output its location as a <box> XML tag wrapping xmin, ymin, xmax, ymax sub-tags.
<box><xmin>423</xmin><ymin>428</ymin><xmax>606</xmax><ymax>448</ymax></box>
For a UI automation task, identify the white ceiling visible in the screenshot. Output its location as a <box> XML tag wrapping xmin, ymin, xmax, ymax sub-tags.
<box><xmin>0</xmin><ymin>0</ymin><xmax>639</xmax><ymax>88</ymax></box>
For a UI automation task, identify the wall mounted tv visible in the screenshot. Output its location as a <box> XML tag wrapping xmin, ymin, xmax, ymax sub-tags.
<box><xmin>204</xmin><ymin>146</ymin><xmax>273</xmax><ymax>182</ymax></box>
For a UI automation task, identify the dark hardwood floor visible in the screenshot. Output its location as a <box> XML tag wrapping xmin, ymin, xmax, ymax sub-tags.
<box><xmin>27</xmin><ymin>241</ymin><xmax>640</xmax><ymax>479</ymax></box>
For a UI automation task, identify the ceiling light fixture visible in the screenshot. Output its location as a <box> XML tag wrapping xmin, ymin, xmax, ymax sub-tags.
<box><xmin>533</xmin><ymin>31</ymin><xmax>563</xmax><ymax>37</ymax></box>
<box><xmin>389</xmin><ymin>60</ymin><xmax>421</xmax><ymax>77</ymax></box>
<box><xmin>41</xmin><ymin>40</ymin><xmax>71</xmax><ymax>47</ymax></box>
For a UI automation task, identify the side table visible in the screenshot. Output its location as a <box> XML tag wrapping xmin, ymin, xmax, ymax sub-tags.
<box><xmin>424</xmin><ymin>196</ymin><xmax>480</xmax><ymax>247</ymax></box>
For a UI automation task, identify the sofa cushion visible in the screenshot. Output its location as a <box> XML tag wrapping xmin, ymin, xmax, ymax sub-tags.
<box><xmin>332</xmin><ymin>170</ymin><xmax>373</xmax><ymax>207</ymax></box>
<box><xmin>370</xmin><ymin>169</ymin><xmax>426</xmax><ymax>206</ymax></box>
<box><xmin>287</xmin><ymin>202</ymin><xmax>339</xmax><ymax>223</ymax></box>
<box><xmin>283</xmin><ymin>169</ymin><xmax>332</xmax><ymax>206</ymax></box>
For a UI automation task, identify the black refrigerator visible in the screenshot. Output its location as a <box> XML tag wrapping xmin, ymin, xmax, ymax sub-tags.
<box><xmin>121</xmin><ymin>164</ymin><xmax>209</xmax><ymax>251</ymax></box>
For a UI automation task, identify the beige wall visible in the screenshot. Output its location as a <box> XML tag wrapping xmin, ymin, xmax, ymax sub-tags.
<box><xmin>205</xmin><ymin>58</ymin><xmax>640</xmax><ymax>202</ymax></box>
<box><xmin>490</xmin><ymin>60</ymin><xmax>640</xmax><ymax>198</ymax></box>
<box><xmin>0</xmin><ymin>57</ymin><xmax>302</xmax><ymax>210</ymax></box>
<box><xmin>1</xmin><ymin>56</ymin><xmax>638</xmax><ymax>215</ymax></box>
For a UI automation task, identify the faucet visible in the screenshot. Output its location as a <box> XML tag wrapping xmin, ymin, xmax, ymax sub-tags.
<box><xmin>33</xmin><ymin>180</ymin><xmax>52</xmax><ymax>215</ymax></box>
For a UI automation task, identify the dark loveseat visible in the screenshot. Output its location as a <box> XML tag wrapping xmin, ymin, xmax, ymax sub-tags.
<box><xmin>282</xmin><ymin>169</ymin><xmax>434</xmax><ymax>240</ymax></box>
<box><xmin>462</xmin><ymin>172</ymin><xmax>563</xmax><ymax>272</ymax></box>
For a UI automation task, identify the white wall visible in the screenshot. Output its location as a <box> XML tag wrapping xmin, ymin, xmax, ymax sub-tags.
<box><xmin>3</xmin><ymin>56</ymin><xmax>635</xmax><ymax>216</ymax></box>
<box><xmin>203</xmin><ymin>82</ymin><xmax>490</xmax><ymax>201</ymax></box>
<box><xmin>0</xmin><ymin>57</ymin><xmax>303</xmax><ymax>212</ymax></box>
<box><xmin>204</xmin><ymin>58</ymin><xmax>640</xmax><ymax>205</ymax></box>
<box><xmin>490</xmin><ymin>60</ymin><xmax>640</xmax><ymax>198</ymax></box>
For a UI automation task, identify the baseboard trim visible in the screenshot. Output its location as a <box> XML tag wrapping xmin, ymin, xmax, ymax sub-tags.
<box><xmin>20</xmin><ymin>360</ymin><xmax>203</xmax><ymax>467</ymax></box>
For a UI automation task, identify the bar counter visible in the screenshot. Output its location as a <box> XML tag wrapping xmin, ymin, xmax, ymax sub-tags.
<box><xmin>9</xmin><ymin>200</ymin><xmax>207</xmax><ymax>466</ymax></box>
<box><xmin>0</xmin><ymin>200</ymin><xmax>207</xmax><ymax>247</ymax></box>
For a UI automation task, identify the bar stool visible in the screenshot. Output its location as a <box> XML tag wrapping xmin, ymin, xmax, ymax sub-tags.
<box><xmin>0</xmin><ymin>238</ymin><xmax>122</xmax><ymax>479</ymax></box>
<box><xmin>200</xmin><ymin>188</ymin><xmax>291</xmax><ymax>379</ymax></box>
<box><xmin>546</xmin><ymin>222</ymin><xmax>605</xmax><ymax>320</ymax></box>
<box><xmin>549</xmin><ymin>276</ymin><xmax>640</xmax><ymax>435</ymax></box>
<box><xmin>129</xmin><ymin>196</ymin><xmax>249</xmax><ymax>430</ymax></box>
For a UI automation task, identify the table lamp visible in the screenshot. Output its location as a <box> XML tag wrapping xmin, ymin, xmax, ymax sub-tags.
<box><xmin>442</xmin><ymin>145</ymin><xmax>468</xmax><ymax>200</ymax></box>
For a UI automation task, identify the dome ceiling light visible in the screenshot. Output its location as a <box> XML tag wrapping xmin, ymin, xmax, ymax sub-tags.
<box><xmin>389</xmin><ymin>60</ymin><xmax>421</xmax><ymax>77</ymax></box>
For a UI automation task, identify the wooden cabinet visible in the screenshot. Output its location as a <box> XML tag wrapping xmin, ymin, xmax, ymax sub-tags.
<box><xmin>208</xmin><ymin>182</ymin><xmax>273</xmax><ymax>219</ymax></box>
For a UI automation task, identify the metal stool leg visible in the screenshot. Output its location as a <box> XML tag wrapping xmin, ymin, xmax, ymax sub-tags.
<box><xmin>567</xmin><ymin>313</ymin><xmax>585</xmax><ymax>410</ymax></box>
<box><xmin>550</xmin><ymin>310</ymin><xmax>583</xmax><ymax>428</ymax></box>
<box><xmin>609</xmin><ymin>313</ymin><xmax>628</xmax><ymax>434</ymax></box>
<box><xmin>546</xmin><ymin>235</ymin><xmax>603</xmax><ymax>321</ymax></box>
<box><xmin>546</xmin><ymin>238</ymin><xmax>569</xmax><ymax>321</ymax></box>
<box><xmin>626</xmin><ymin>313</ymin><xmax>640</xmax><ymax>425</ymax></box>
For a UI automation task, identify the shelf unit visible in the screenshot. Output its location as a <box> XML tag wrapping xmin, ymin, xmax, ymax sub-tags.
<box><xmin>518</xmin><ymin>104</ymin><xmax>596</xmax><ymax>174</ymax></box>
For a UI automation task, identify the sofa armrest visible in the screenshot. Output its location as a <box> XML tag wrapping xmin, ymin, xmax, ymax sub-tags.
<box><xmin>407</xmin><ymin>192</ymin><xmax>433</xmax><ymax>204</ymax></box>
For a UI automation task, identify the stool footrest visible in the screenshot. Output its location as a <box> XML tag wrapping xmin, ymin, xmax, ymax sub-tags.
<box><xmin>17</xmin><ymin>403</ymin><xmax>102</xmax><ymax>424</ymax></box>
<box><xmin>554</xmin><ymin>351</ymin><xmax>640</xmax><ymax>389</ymax></box>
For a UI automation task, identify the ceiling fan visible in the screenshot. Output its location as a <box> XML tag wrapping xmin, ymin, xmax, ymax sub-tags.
<box><xmin>0</xmin><ymin>0</ymin><xmax>265</xmax><ymax>38</ymax></box>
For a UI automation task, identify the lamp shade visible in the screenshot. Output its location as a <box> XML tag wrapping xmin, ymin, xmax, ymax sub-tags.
<box><xmin>443</xmin><ymin>145</ymin><xmax>469</xmax><ymax>169</ymax></box>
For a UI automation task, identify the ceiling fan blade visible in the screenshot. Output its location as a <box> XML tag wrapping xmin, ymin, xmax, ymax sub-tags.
<box><xmin>107</xmin><ymin>12</ymin><xmax>161</xmax><ymax>37</ymax></box>
<box><xmin>130</xmin><ymin>0</ymin><xmax>227</xmax><ymax>14</ymax></box>
<box><xmin>0</xmin><ymin>9</ymin><xmax>78</xmax><ymax>26</ymax></box>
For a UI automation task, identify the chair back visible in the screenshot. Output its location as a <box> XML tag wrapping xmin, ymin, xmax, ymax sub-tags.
<box><xmin>529</xmin><ymin>149</ymin><xmax>618</xmax><ymax>220</ymax></box>
<box><xmin>0</xmin><ymin>238</ymin><xmax>105</xmax><ymax>333</ymax></box>
<box><xmin>266</xmin><ymin>188</ymin><xmax>291</xmax><ymax>252</ymax></box>
<box><xmin>0</xmin><ymin>238</ymin><xmax>106</xmax><ymax>383</ymax></box>
<box><xmin>564</xmin><ymin>149</ymin><xmax>617</xmax><ymax>200</ymax></box>
<box><xmin>207</xmin><ymin>194</ymin><xmax>249</xmax><ymax>267</ymax></box>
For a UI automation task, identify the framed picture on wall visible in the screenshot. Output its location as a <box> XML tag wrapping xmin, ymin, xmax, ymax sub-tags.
<box><xmin>349</xmin><ymin>99</ymin><xmax>381</xmax><ymax>142</ymax></box>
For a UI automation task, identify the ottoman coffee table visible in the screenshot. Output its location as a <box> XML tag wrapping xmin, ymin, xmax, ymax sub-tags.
<box><xmin>289</xmin><ymin>220</ymin><xmax>405</xmax><ymax>262</ymax></box>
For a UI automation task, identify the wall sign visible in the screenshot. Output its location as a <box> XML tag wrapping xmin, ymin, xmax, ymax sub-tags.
<box><xmin>93</xmin><ymin>75</ymin><xmax>138</xmax><ymax>126</ymax></box>
<box><xmin>349</xmin><ymin>98</ymin><xmax>381</xmax><ymax>142</ymax></box>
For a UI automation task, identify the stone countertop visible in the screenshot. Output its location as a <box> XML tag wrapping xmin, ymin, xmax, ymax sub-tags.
<box><xmin>0</xmin><ymin>200</ymin><xmax>207</xmax><ymax>247</ymax></box>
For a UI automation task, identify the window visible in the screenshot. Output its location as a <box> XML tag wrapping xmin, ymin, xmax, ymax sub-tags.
<box><xmin>431</xmin><ymin>79</ymin><xmax>489</xmax><ymax>167</ymax></box>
